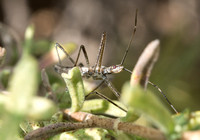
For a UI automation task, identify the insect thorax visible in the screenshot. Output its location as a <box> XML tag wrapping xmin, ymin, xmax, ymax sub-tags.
<box><xmin>79</xmin><ymin>65</ymin><xmax>123</xmax><ymax>80</ymax></box>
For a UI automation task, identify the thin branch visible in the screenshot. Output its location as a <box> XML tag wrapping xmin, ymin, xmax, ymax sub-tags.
<box><xmin>41</xmin><ymin>68</ymin><xmax>57</xmax><ymax>102</ymax></box>
<box><xmin>24</xmin><ymin>122</ymin><xmax>93</xmax><ymax>140</ymax></box>
<box><xmin>63</xmin><ymin>109</ymin><xmax>165</xmax><ymax>140</ymax></box>
<box><xmin>25</xmin><ymin>109</ymin><xmax>166</xmax><ymax>140</ymax></box>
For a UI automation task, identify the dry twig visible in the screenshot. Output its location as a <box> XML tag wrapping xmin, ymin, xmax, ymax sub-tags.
<box><xmin>24</xmin><ymin>110</ymin><xmax>166</xmax><ymax>140</ymax></box>
<box><xmin>41</xmin><ymin>68</ymin><xmax>57</xmax><ymax>101</ymax></box>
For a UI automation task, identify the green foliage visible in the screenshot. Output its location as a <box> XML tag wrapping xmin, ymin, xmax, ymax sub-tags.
<box><xmin>7</xmin><ymin>53</ymin><xmax>39</xmax><ymax>116</ymax></box>
<box><xmin>114</xmin><ymin>131</ymin><xmax>147</xmax><ymax>140</ymax></box>
<box><xmin>121</xmin><ymin>82</ymin><xmax>174</xmax><ymax>134</ymax></box>
<box><xmin>31</xmin><ymin>40</ymin><xmax>52</xmax><ymax>56</ymax></box>
<box><xmin>61</xmin><ymin>67</ymin><xmax>85</xmax><ymax>112</ymax></box>
<box><xmin>50</xmin><ymin>128</ymin><xmax>110</xmax><ymax>140</ymax></box>
<box><xmin>170</xmin><ymin>110</ymin><xmax>200</xmax><ymax>139</ymax></box>
<box><xmin>0</xmin><ymin>68</ymin><xmax>11</xmax><ymax>88</ymax></box>
<box><xmin>0</xmin><ymin>25</ymin><xmax>56</xmax><ymax>140</ymax></box>
<box><xmin>56</xmin><ymin>89</ymin><xmax>71</xmax><ymax>109</ymax></box>
<box><xmin>0</xmin><ymin>25</ymin><xmax>200</xmax><ymax>140</ymax></box>
<box><xmin>81</xmin><ymin>99</ymin><xmax>126</xmax><ymax>117</ymax></box>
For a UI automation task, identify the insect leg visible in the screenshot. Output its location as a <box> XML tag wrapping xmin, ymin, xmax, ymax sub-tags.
<box><xmin>85</xmin><ymin>80</ymin><xmax>127</xmax><ymax>112</ymax></box>
<box><xmin>94</xmin><ymin>32</ymin><xmax>106</xmax><ymax>72</ymax></box>
<box><xmin>74</xmin><ymin>45</ymin><xmax>90</xmax><ymax>67</ymax></box>
<box><xmin>55</xmin><ymin>43</ymin><xmax>75</xmax><ymax>65</ymax></box>
<box><xmin>93</xmin><ymin>91</ymin><xmax>127</xmax><ymax>112</ymax></box>
<box><xmin>85</xmin><ymin>80</ymin><xmax>105</xmax><ymax>98</ymax></box>
<box><xmin>103</xmin><ymin>76</ymin><xmax>121</xmax><ymax>98</ymax></box>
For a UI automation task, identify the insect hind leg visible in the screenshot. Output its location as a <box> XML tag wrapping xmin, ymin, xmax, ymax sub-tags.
<box><xmin>85</xmin><ymin>80</ymin><xmax>127</xmax><ymax>112</ymax></box>
<box><xmin>93</xmin><ymin>91</ymin><xmax>127</xmax><ymax>112</ymax></box>
<box><xmin>85</xmin><ymin>80</ymin><xmax>105</xmax><ymax>98</ymax></box>
<box><xmin>103</xmin><ymin>76</ymin><xmax>121</xmax><ymax>98</ymax></box>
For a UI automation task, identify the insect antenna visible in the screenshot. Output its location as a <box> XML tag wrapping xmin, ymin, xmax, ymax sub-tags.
<box><xmin>123</xmin><ymin>68</ymin><xmax>178</xmax><ymax>114</ymax></box>
<box><xmin>148</xmin><ymin>81</ymin><xmax>178</xmax><ymax>114</ymax></box>
<box><xmin>120</xmin><ymin>9</ymin><xmax>138</xmax><ymax>66</ymax></box>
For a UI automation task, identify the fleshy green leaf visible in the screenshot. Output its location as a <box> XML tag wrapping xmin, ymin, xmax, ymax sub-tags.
<box><xmin>6</xmin><ymin>54</ymin><xmax>39</xmax><ymax>116</ymax></box>
<box><xmin>31</xmin><ymin>40</ymin><xmax>52</xmax><ymax>56</ymax></box>
<box><xmin>0</xmin><ymin>94</ymin><xmax>7</xmax><ymax>111</ymax></box>
<box><xmin>81</xmin><ymin>99</ymin><xmax>126</xmax><ymax>117</ymax></box>
<box><xmin>24</xmin><ymin>25</ymin><xmax>35</xmax><ymax>54</ymax></box>
<box><xmin>0</xmin><ymin>25</ymin><xmax>39</xmax><ymax>140</ymax></box>
<box><xmin>27</xmin><ymin>97</ymin><xmax>57</xmax><ymax>120</ymax></box>
<box><xmin>0</xmin><ymin>68</ymin><xmax>11</xmax><ymax>88</ymax></box>
<box><xmin>61</xmin><ymin>67</ymin><xmax>85</xmax><ymax>112</ymax></box>
<box><xmin>121</xmin><ymin>82</ymin><xmax>174</xmax><ymax>134</ymax></box>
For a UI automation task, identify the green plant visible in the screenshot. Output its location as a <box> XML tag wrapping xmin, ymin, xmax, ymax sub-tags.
<box><xmin>0</xmin><ymin>25</ymin><xmax>200</xmax><ymax>140</ymax></box>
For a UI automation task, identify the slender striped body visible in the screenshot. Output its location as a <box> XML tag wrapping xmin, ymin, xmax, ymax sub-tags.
<box><xmin>55</xmin><ymin>65</ymin><xmax>124</xmax><ymax>80</ymax></box>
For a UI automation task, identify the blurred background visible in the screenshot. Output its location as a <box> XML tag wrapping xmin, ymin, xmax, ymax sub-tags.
<box><xmin>0</xmin><ymin>0</ymin><xmax>199</xmax><ymax>113</ymax></box>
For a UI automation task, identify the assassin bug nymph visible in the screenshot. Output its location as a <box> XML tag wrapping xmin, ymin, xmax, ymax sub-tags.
<box><xmin>54</xmin><ymin>10</ymin><xmax>178</xmax><ymax>114</ymax></box>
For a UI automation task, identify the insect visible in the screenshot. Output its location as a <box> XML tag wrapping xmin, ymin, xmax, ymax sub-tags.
<box><xmin>54</xmin><ymin>10</ymin><xmax>178</xmax><ymax>114</ymax></box>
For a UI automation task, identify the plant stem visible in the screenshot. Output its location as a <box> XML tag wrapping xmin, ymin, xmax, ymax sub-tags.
<box><xmin>25</xmin><ymin>109</ymin><xmax>166</xmax><ymax>140</ymax></box>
